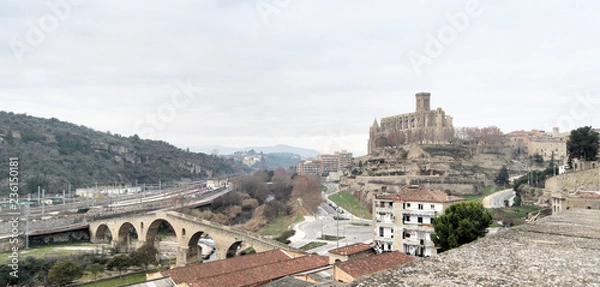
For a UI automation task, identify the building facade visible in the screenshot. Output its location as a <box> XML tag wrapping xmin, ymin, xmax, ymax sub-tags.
<box><xmin>372</xmin><ymin>185</ymin><xmax>464</xmax><ymax>257</ymax></box>
<box><xmin>315</xmin><ymin>154</ymin><xmax>340</xmax><ymax>175</ymax></box>
<box><xmin>295</xmin><ymin>160</ymin><xmax>322</xmax><ymax>176</ymax></box>
<box><xmin>551</xmin><ymin>191</ymin><xmax>600</xmax><ymax>214</ymax></box>
<box><xmin>335</xmin><ymin>150</ymin><xmax>353</xmax><ymax>170</ymax></box>
<box><xmin>368</xmin><ymin>92</ymin><xmax>453</xmax><ymax>154</ymax></box>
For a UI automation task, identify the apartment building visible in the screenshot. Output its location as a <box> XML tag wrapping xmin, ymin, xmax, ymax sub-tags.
<box><xmin>373</xmin><ymin>185</ymin><xmax>464</xmax><ymax>257</ymax></box>
<box><xmin>335</xmin><ymin>150</ymin><xmax>353</xmax><ymax>170</ymax></box>
<box><xmin>315</xmin><ymin>154</ymin><xmax>340</xmax><ymax>175</ymax></box>
<box><xmin>295</xmin><ymin>160</ymin><xmax>322</xmax><ymax>176</ymax></box>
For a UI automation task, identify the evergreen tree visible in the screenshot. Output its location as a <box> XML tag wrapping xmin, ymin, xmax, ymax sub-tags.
<box><xmin>495</xmin><ymin>166</ymin><xmax>510</xmax><ymax>186</ymax></box>
<box><xmin>431</xmin><ymin>201</ymin><xmax>493</xmax><ymax>252</ymax></box>
<box><xmin>567</xmin><ymin>126</ymin><xmax>600</xmax><ymax>165</ymax></box>
<box><xmin>48</xmin><ymin>259</ymin><xmax>83</xmax><ymax>286</ymax></box>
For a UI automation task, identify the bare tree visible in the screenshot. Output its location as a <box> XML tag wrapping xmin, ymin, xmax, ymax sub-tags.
<box><xmin>291</xmin><ymin>175</ymin><xmax>323</xmax><ymax>214</ymax></box>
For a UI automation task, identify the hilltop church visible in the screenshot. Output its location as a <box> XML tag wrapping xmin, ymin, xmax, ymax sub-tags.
<box><xmin>368</xmin><ymin>92</ymin><xmax>453</xmax><ymax>154</ymax></box>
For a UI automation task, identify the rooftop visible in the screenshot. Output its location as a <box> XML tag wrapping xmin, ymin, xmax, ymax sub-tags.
<box><xmin>336</xmin><ymin>251</ymin><xmax>416</xmax><ymax>280</ymax></box>
<box><xmin>159</xmin><ymin>249</ymin><xmax>292</xmax><ymax>285</ymax></box>
<box><xmin>192</xmin><ymin>254</ymin><xmax>329</xmax><ymax>287</ymax></box>
<box><xmin>352</xmin><ymin>209</ymin><xmax>600</xmax><ymax>286</ymax></box>
<box><xmin>328</xmin><ymin>243</ymin><xmax>373</xmax><ymax>256</ymax></box>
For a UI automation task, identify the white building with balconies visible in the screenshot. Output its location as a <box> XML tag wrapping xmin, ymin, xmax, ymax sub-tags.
<box><xmin>373</xmin><ymin>185</ymin><xmax>464</xmax><ymax>257</ymax></box>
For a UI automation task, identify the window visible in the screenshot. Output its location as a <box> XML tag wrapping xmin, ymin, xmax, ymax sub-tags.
<box><xmin>430</xmin><ymin>204</ymin><xmax>435</xmax><ymax>209</ymax></box>
<box><xmin>379</xmin><ymin>227</ymin><xmax>384</xmax><ymax>237</ymax></box>
<box><xmin>406</xmin><ymin>203</ymin><xmax>411</xmax><ymax>208</ymax></box>
<box><xmin>418</xmin><ymin>217</ymin><xmax>423</xmax><ymax>223</ymax></box>
<box><xmin>405</xmin><ymin>215</ymin><xmax>411</xmax><ymax>222</ymax></box>
<box><xmin>418</xmin><ymin>204</ymin><xmax>423</xmax><ymax>210</ymax></box>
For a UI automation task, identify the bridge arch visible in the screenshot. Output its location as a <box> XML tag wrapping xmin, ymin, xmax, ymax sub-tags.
<box><xmin>187</xmin><ymin>231</ymin><xmax>205</xmax><ymax>263</ymax></box>
<box><xmin>145</xmin><ymin>218</ymin><xmax>179</xmax><ymax>246</ymax></box>
<box><xmin>94</xmin><ymin>224</ymin><xmax>113</xmax><ymax>244</ymax></box>
<box><xmin>117</xmin><ymin>222</ymin><xmax>139</xmax><ymax>253</ymax></box>
<box><xmin>226</xmin><ymin>240</ymin><xmax>243</xmax><ymax>258</ymax></box>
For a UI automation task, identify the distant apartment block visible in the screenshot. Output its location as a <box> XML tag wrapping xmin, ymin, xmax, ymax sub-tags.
<box><xmin>315</xmin><ymin>154</ymin><xmax>339</xmax><ymax>175</ymax></box>
<box><xmin>297</xmin><ymin>150</ymin><xmax>353</xmax><ymax>176</ymax></box>
<box><xmin>373</xmin><ymin>185</ymin><xmax>464</xmax><ymax>257</ymax></box>
<box><xmin>336</xmin><ymin>150</ymin><xmax>353</xmax><ymax>170</ymax></box>
<box><xmin>296</xmin><ymin>160</ymin><xmax>322</xmax><ymax>176</ymax></box>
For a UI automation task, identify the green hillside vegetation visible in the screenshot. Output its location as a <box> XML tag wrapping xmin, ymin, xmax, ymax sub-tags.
<box><xmin>0</xmin><ymin>111</ymin><xmax>236</xmax><ymax>196</ymax></box>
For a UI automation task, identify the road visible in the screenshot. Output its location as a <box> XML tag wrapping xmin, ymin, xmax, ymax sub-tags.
<box><xmin>288</xmin><ymin>183</ymin><xmax>373</xmax><ymax>254</ymax></box>
<box><xmin>483</xmin><ymin>188</ymin><xmax>515</xmax><ymax>208</ymax></box>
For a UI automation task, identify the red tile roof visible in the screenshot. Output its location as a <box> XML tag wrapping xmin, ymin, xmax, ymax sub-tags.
<box><xmin>336</xmin><ymin>251</ymin><xmax>416</xmax><ymax>279</ymax></box>
<box><xmin>160</xmin><ymin>249</ymin><xmax>292</xmax><ymax>285</ymax></box>
<box><xmin>191</xmin><ymin>254</ymin><xmax>330</xmax><ymax>287</ymax></box>
<box><xmin>376</xmin><ymin>185</ymin><xmax>464</xmax><ymax>203</ymax></box>
<box><xmin>328</xmin><ymin>243</ymin><xmax>373</xmax><ymax>256</ymax></box>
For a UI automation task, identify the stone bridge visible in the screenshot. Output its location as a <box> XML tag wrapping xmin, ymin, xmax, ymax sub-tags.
<box><xmin>88</xmin><ymin>211</ymin><xmax>292</xmax><ymax>266</ymax></box>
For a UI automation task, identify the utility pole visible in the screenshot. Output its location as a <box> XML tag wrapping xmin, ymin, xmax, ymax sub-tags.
<box><xmin>25</xmin><ymin>204</ymin><xmax>30</xmax><ymax>249</ymax></box>
<box><xmin>41</xmin><ymin>188</ymin><xmax>45</xmax><ymax>215</ymax></box>
<box><xmin>336</xmin><ymin>216</ymin><xmax>339</xmax><ymax>248</ymax></box>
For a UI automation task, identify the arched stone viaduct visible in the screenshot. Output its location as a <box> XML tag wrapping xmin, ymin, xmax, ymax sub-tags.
<box><xmin>88</xmin><ymin>211</ymin><xmax>292</xmax><ymax>267</ymax></box>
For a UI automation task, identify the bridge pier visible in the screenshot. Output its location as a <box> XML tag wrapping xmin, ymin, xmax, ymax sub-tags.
<box><xmin>176</xmin><ymin>246</ymin><xmax>189</xmax><ymax>267</ymax></box>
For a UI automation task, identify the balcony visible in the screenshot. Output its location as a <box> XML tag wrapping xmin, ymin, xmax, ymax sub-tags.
<box><xmin>403</xmin><ymin>224</ymin><xmax>434</xmax><ymax>232</ymax></box>
<box><xmin>375</xmin><ymin>201</ymin><xmax>394</xmax><ymax>211</ymax></box>
<box><xmin>402</xmin><ymin>238</ymin><xmax>435</xmax><ymax>247</ymax></box>
<box><xmin>403</xmin><ymin>209</ymin><xmax>438</xmax><ymax>217</ymax></box>
<box><xmin>375</xmin><ymin>206</ymin><xmax>394</xmax><ymax>213</ymax></box>
<box><xmin>375</xmin><ymin>215</ymin><xmax>395</xmax><ymax>224</ymax></box>
<box><xmin>374</xmin><ymin>234</ymin><xmax>395</xmax><ymax>241</ymax></box>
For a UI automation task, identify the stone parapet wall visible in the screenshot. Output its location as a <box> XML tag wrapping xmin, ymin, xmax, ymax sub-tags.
<box><xmin>353</xmin><ymin>209</ymin><xmax>600</xmax><ymax>286</ymax></box>
<box><xmin>545</xmin><ymin>167</ymin><xmax>600</xmax><ymax>192</ymax></box>
<box><xmin>0</xmin><ymin>215</ymin><xmax>86</xmax><ymax>234</ymax></box>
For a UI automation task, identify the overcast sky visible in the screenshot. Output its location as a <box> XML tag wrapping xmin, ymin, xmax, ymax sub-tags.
<box><xmin>1</xmin><ymin>1</ymin><xmax>599</xmax><ymax>156</ymax></box>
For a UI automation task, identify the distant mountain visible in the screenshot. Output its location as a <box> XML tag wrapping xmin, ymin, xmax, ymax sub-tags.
<box><xmin>200</xmin><ymin>144</ymin><xmax>320</xmax><ymax>158</ymax></box>
<box><xmin>0</xmin><ymin>111</ymin><xmax>238</xmax><ymax>195</ymax></box>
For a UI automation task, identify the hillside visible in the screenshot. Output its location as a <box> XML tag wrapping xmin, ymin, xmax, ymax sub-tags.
<box><xmin>350</xmin><ymin>143</ymin><xmax>528</xmax><ymax>196</ymax></box>
<box><xmin>0</xmin><ymin>111</ymin><xmax>237</xmax><ymax>196</ymax></box>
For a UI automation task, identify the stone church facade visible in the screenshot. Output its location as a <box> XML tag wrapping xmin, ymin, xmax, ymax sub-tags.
<box><xmin>368</xmin><ymin>92</ymin><xmax>453</xmax><ymax>154</ymax></box>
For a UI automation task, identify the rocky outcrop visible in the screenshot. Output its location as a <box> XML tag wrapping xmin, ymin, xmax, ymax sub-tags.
<box><xmin>353</xmin><ymin>144</ymin><xmax>518</xmax><ymax>196</ymax></box>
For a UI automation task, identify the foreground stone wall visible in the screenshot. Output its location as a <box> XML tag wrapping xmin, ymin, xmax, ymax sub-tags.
<box><xmin>353</xmin><ymin>209</ymin><xmax>600</xmax><ymax>287</ymax></box>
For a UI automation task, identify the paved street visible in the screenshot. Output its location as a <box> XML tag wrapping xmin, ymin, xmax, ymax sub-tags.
<box><xmin>483</xmin><ymin>188</ymin><xmax>515</xmax><ymax>208</ymax></box>
<box><xmin>289</xmin><ymin>183</ymin><xmax>373</xmax><ymax>254</ymax></box>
